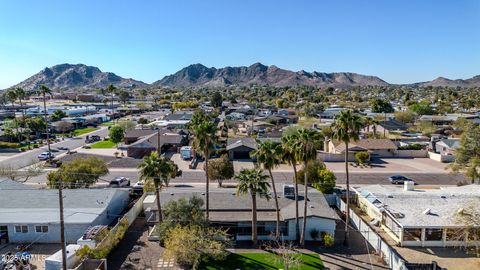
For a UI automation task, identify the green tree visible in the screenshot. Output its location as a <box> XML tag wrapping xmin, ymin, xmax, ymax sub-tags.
<box><xmin>409</xmin><ymin>103</ymin><xmax>435</xmax><ymax>115</ymax></box>
<box><xmin>206</xmin><ymin>154</ymin><xmax>234</xmax><ymax>187</ymax></box>
<box><xmin>138</xmin><ymin>152</ymin><xmax>177</xmax><ymax>222</ymax></box>
<box><xmin>51</xmin><ymin>109</ymin><xmax>67</xmax><ymax>121</ymax></box>
<box><xmin>211</xmin><ymin>92</ymin><xmax>223</xmax><ymax>108</ymax></box>
<box><xmin>291</xmin><ymin>128</ymin><xmax>322</xmax><ymax>246</ymax></box>
<box><xmin>190</xmin><ymin>113</ymin><xmax>217</xmax><ymax>220</ymax></box>
<box><xmin>394</xmin><ymin>111</ymin><xmax>415</xmax><ymax>124</ymax></box>
<box><xmin>355</xmin><ymin>152</ymin><xmax>370</xmax><ymax>165</ymax></box>
<box><xmin>47</xmin><ymin>157</ymin><xmax>108</xmax><ymax>188</ymax></box>
<box><xmin>5</xmin><ymin>88</ymin><xmax>21</xmax><ymax>142</ymax></box>
<box><xmin>155</xmin><ymin>196</ymin><xmax>206</xmax><ymax>242</ymax></box>
<box><xmin>450</xmin><ymin>123</ymin><xmax>480</xmax><ymax>184</ymax></box>
<box><xmin>332</xmin><ymin>110</ymin><xmax>364</xmax><ymax>245</ymax></box>
<box><xmin>25</xmin><ymin>117</ymin><xmax>46</xmax><ymax>138</ymax></box>
<box><xmin>370</xmin><ymin>98</ymin><xmax>394</xmax><ymax>113</ymax></box>
<box><xmin>235</xmin><ymin>169</ymin><xmax>271</xmax><ymax>247</ymax></box>
<box><xmin>109</xmin><ymin>125</ymin><xmax>125</xmax><ymax>145</ymax></box>
<box><xmin>313</xmin><ymin>169</ymin><xmax>336</xmax><ymax>194</ymax></box>
<box><xmin>164</xmin><ymin>225</ymin><xmax>229</xmax><ymax>269</ymax></box>
<box><xmin>116</xmin><ymin>120</ymin><xmax>135</xmax><ymax>131</ymax></box>
<box><xmin>118</xmin><ymin>90</ymin><xmax>130</xmax><ymax>105</ymax></box>
<box><xmin>250</xmin><ymin>140</ymin><xmax>282</xmax><ymax>239</ymax></box>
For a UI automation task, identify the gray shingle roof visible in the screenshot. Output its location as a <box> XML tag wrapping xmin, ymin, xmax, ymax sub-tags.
<box><xmin>226</xmin><ymin>138</ymin><xmax>258</xmax><ymax>151</ymax></box>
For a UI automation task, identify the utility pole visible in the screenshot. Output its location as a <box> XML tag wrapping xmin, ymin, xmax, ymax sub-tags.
<box><xmin>58</xmin><ymin>181</ymin><xmax>67</xmax><ymax>270</ymax></box>
<box><xmin>157</xmin><ymin>128</ymin><xmax>161</xmax><ymax>155</ymax></box>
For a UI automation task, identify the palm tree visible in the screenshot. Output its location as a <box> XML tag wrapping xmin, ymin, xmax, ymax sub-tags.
<box><xmin>250</xmin><ymin>140</ymin><xmax>282</xmax><ymax>239</ymax></box>
<box><xmin>280</xmin><ymin>134</ymin><xmax>300</xmax><ymax>241</ymax></box>
<box><xmin>371</xmin><ymin>118</ymin><xmax>380</xmax><ymax>138</ymax></box>
<box><xmin>291</xmin><ymin>128</ymin><xmax>322</xmax><ymax>246</ymax></box>
<box><xmin>39</xmin><ymin>85</ymin><xmax>52</xmax><ymax>158</ymax></box>
<box><xmin>332</xmin><ymin>110</ymin><xmax>364</xmax><ymax>245</ymax></box>
<box><xmin>15</xmin><ymin>88</ymin><xmax>27</xmax><ymax>142</ymax></box>
<box><xmin>235</xmin><ymin>169</ymin><xmax>271</xmax><ymax>247</ymax></box>
<box><xmin>138</xmin><ymin>152</ymin><xmax>176</xmax><ymax>222</ymax></box>
<box><xmin>191</xmin><ymin>119</ymin><xmax>217</xmax><ymax>220</ymax></box>
<box><xmin>5</xmin><ymin>89</ymin><xmax>20</xmax><ymax>142</ymax></box>
<box><xmin>106</xmin><ymin>84</ymin><xmax>117</xmax><ymax>123</ymax></box>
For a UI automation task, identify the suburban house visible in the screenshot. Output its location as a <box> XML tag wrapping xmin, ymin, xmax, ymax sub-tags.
<box><xmin>126</xmin><ymin>131</ymin><xmax>188</xmax><ymax>158</ymax></box>
<box><xmin>361</xmin><ymin>119</ymin><xmax>408</xmax><ymax>136</ymax></box>
<box><xmin>325</xmin><ymin>139</ymin><xmax>398</xmax><ymax>158</ymax></box>
<box><xmin>353</xmin><ymin>184</ymin><xmax>480</xmax><ymax>248</ymax></box>
<box><xmin>432</xmin><ymin>139</ymin><xmax>460</xmax><ymax>156</ymax></box>
<box><xmin>227</xmin><ymin>137</ymin><xmax>258</xmax><ymax>160</ymax></box>
<box><xmin>144</xmin><ymin>185</ymin><xmax>339</xmax><ymax>242</ymax></box>
<box><xmin>0</xmin><ymin>183</ymin><xmax>130</xmax><ymax>244</ymax></box>
<box><xmin>164</xmin><ymin>111</ymin><xmax>194</xmax><ymax>121</ymax></box>
<box><xmin>123</xmin><ymin>129</ymin><xmax>157</xmax><ymax>144</ymax></box>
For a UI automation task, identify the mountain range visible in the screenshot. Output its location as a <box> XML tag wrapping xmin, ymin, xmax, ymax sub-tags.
<box><xmin>9</xmin><ymin>63</ymin><xmax>480</xmax><ymax>91</ymax></box>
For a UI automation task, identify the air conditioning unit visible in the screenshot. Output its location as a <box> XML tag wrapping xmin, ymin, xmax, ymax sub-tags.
<box><xmin>283</xmin><ymin>184</ymin><xmax>295</xmax><ymax>198</ymax></box>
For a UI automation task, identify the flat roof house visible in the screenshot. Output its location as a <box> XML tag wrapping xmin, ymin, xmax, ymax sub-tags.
<box><xmin>145</xmin><ymin>185</ymin><xmax>339</xmax><ymax>242</ymax></box>
<box><xmin>0</xmin><ymin>183</ymin><xmax>130</xmax><ymax>244</ymax></box>
<box><xmin>326</xmin><ymin>139</ymin><xmax>397</xmax><ymax>158</ymax></box>
<box><xmin>352</xmin><ymin>184</ymin><xmax>480</xmax><ymax>247</ymax></box>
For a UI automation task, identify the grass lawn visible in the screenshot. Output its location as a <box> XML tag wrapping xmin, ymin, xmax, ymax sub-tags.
<box><xmin>73</xmin><ymin>127</ymin><xmax>99</xmax><ymax>136</ymax></box>
<box><xmin>101</xmin><ymin>121</ymin><xmax>114</xmax><ymax>127</ymax></box>
<box><xmin>297</xmin><ymin>117</ymin><xmax>321</xmax><ymax>128</ymax></box>
<box><xmin>90</xmin><ymin>140</ymin><xmax>116</xmax><ymax>148</ymax></box>
<box><xmin>199</xmin><ymin>252</ymin><xmax>323</xmax><ymax>270</ymax></box>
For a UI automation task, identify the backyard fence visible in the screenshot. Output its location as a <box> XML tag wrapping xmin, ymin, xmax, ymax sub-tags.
<box><xmin>337</xmin><ymin>196</ymin><xmax>409</xmax><ymax>270</ymax></box>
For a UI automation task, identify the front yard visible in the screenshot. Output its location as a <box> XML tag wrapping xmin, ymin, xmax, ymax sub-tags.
<box><xmin>73</xmin><ymin>127</ymin><xmax>99</xmax><ymax>136</ymax></box>
<box><xmin>90</xmin><ymin>140</ymin><xmax>117</xmax><ymax>148</ymax></box>
<box><xmin>199</xmin><ymin>252</ymin><xmax>324</xmax><ymax>270</ymax></box>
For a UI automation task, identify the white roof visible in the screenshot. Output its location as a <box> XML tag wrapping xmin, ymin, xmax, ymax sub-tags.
<box><xmin>354</xmin><ymin>185</ymin><xmax>480</xmax><ymax>228</ymax></box>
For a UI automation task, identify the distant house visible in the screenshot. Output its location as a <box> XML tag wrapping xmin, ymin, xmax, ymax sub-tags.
<box><xmin>164</xmin><ymin>111</ymin><xmax>194</xmax><ymax>121</ymax></box>
<box><xmin>326</xmin><ymin>139</ymin><xmax>397</xmax><ymax>158</ymax></box>
<box><xmin>126</xmin><ymin>131</ymin><xmax>187</xmax><ymax>158</ymax></box>
<box><xmin>227</xmin><ymin>138</ymin><xmax>258</xmax><ymax>160</ymax></box>
<box><xmin>144</xmin><ymin>185</ymin><xmax>339</xmax><ymax>242</ymax></box>
<box><xmin>124</xmin><ymin>129</ymin><xmax>157</xmax><ymax>144</ymax></box>
<box><xmin>362</xmin><ymin>119</ymin><xmax>408</xmax><ymax>136</ymax></box>
<box><xmin>433</xmin><ymin>139</ymin><xmax>460</xmax><ymax>156</ymax></box>
<box><xmin>0</xmin><ymin>183</ymin><xmax>129</xmax><ymax>244</ymax></box>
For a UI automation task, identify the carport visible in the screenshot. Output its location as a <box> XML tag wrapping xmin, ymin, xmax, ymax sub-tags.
<box><xmin>227</xmin><ymin>138</ymin><xmax>257</xmax><ymax>160</ymax></box>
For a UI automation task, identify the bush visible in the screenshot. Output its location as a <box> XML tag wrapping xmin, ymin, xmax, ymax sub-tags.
<box><xmin>323</xmin><ymin>233</ymin><xmax>334</xmax><ymax>247</ymax></box>
<box><xmin>0</xmin><ymin>142</ymin><xmax>20</xmax><ymax>149</ymax></box>
<box><xmin>355</xmin><ymin>152</ymin><xmax>370</xmax><ymax>165</ymax></box>
<box><xmin>398</xmin><ymin>144</ymin><xmax>423</xmax><ymax>150</ymax></box>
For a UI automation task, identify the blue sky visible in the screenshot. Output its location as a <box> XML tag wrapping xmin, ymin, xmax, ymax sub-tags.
<box><xmin>0</xmin><ymin>0</ymin><xmax>479</xmax><ymax>88</ymax></box>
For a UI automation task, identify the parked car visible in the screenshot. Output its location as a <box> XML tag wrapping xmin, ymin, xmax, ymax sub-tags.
<box><xmin>57</xmin><ymin>146</ymin><xmax>69</xmax><ymax>151</ymax></box>
<box><xmin>130</xmin><ymin>181</ymin><xmax>144</xmax><ymax>198</ymax></box>
<box><xmin>109</xmin><ymin>177</ymin><xmax>130</xmax><ymax>187</ymax></box>
<box><xmin>388</xmin><ymin>175</ymin><xmax>415</xmax><ymax>185</ymax></box>
<box><xmin>85</xmin><ymin>135</ymin><xmax>101</xmax><ymax>143</ymax></box>
<box><xmin>37</xmin><ymin>152</ymin><xmax>54</xmax><ymax>160</ymax></box>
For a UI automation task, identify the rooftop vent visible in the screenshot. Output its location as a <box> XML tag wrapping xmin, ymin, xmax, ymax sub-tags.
<box><xmin>423</xmin><ymin>208</ymin><xmax>431</xmax><ymax>215</ymax></box>
<box><xmin>283</xmin><ymin>184</ymin><xmax>295</xmax><ymax>199</ymax></box>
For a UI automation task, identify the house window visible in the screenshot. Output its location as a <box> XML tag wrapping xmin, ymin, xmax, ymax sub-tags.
<box><xmin>15</xmin><ymin>225</ymin><xmax>28</xmax><ymax>233</ymax></box>
<box><xmin>35</xmin><ymin>225</ymin><xmax>49</xmax><ymax>233</ymax></box>
<box><xmin>425</xmin><ymin>228</ymin><xmax>443</xmax><ymax>241</ymax></box>
<box><xmin>403</xmin><ymin>228</ymin><xmax>422</xmax><ymax>241</ymax></box>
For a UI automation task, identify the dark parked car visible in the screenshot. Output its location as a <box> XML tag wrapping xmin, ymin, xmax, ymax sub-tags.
<box><xmin>388</xmin><ymin>175</ymin><xmax>415</xmax><ymax>185</ymax></box>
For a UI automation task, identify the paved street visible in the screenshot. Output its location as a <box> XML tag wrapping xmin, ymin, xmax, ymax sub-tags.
<box><xmin>0</xmin><ymin>127</ymin><xmax>108</xmax><ymax>169</ymax></box>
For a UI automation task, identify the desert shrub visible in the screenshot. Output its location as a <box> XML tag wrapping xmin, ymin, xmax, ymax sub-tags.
<box><xmin>355</xmin><ymin>152</ymin><xmax>370</xmax><ymax>164</ymax></box>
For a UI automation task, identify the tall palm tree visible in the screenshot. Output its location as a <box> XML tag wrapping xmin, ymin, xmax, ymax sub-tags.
<box><xmin>5</xmin><ymin>89</ymin><xmax>20</xmax><ymax>142</ymax></box>
<box><xmin>15</xmin><ymin>88</ymin><xmax>27</xmax><ymax>142</ymax></box>
<box><xmin>371</xmin><ymin>118</ymin><xmax>380</xmax><ymax>139</ymax></box>
<box><xmin>332</xmin><ymin>110</ymin><xmax>364</xmax><ymax>245</ymax></box>
<box><xmin>191</xmin><ymin>119</ymin><xmax>217</xmax><ymax>220</ymax></box>
<box><xmin>39</xmin><ymin>85</ymin><xmax>52</xmax><ymax>158</ymax></box>
<box><xmin>106</xmin><ymin>84</ymin><xmax>117</xmax><ymax>123</ymax></box>
<box><xmin>280</xmin><ymin>134</ymin><xmax>300</xmax><ymax>241</ymax></box>
<box><xmin>250</xmin><ymin>140</ymin><xmax>282</xmax><ymax>239</ymax></box>
<box><xmin>138</xmin><ymin>152</ymin><xmax>176</xmax><ymax>222</ymax></box>
<box><xmin>235</xmin><ymin>169</ymin><xmax>271</xmax><ymax>247</ymax></box>
<box><xmin>291</xmin><ymin>128</ymin><xmax>322</xmax><ymax>246</ymax></box>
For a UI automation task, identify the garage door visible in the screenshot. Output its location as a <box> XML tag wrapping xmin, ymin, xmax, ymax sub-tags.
<box><xmin>233</xmin><ymin>151</ymin><xmax>251</xmax><ymax>159</ymax></box>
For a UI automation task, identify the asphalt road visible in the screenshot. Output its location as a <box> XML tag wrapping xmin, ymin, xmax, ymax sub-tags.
<box><xmin>0</xmin><ymin>127</ymin><xmax>109</xmax><ymax>169</ymax></box>
<box><xmin>26</xmin><ymin>168</ymin><xmax>466</xmax><ymax>187</ymax></box>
